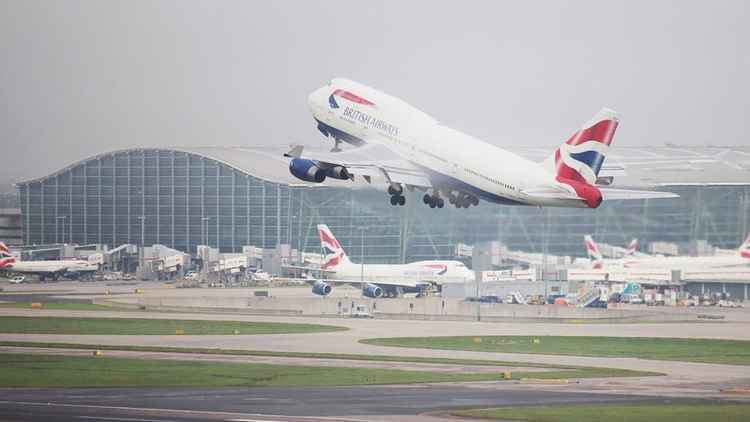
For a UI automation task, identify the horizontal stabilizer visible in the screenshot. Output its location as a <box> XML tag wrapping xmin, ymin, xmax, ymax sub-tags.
<box><xmin>600</xmin><ymin>188</ymin><xmax>679</xmax><ymax>201</ymax></box>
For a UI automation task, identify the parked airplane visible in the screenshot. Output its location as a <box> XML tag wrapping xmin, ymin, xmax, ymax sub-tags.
<box><xmin>308</xmin><ymin>224</ymin><xmax>474</xmax><ymax>298</ymax></box>
<box><xmin>585</xmin><ymin>234</ymin><xmax>750</xmax><ymax>270</ymax></box>
<box><xmin>0</xmin><ymin>242</ymin><xmax>98</xmax><ymax>281</ymax></box>
<box><xmin>285</xmin><ymin>78</ymin><xmax>677</xmax><ymax>209</ymax></box>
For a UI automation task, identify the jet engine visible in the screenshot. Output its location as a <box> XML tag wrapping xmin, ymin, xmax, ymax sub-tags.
<box><xmin>311</xmin><ymin>280</ymin><xmax>332</xmax><ymax>296</ymax></box>
<box><xmin>362</xmin><ymin>283</ymin><xmax>383</xmax><ymax>298</ymax></box>
<box><xmin>289</xmin><ymin>159</ymin><xmax>326</xmax><ymax>183</ymax></box>
<box><xmin>325</xmin><ymin>165</ymin><xmax>351</xmax><ymax>180</ymax></box>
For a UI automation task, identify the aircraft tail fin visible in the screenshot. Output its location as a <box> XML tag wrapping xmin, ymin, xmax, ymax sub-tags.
<box><xmin>625</xmin><ymin>239</ymin><xmax>638</xmax><ymax>256</ymax></box>
<box><xmin>543</xmin><ymin>108</ymin><xmax>620</xmax><ymax>185</ymax></box>
<box><xmin>317</xmin><ymin>224</ymin><xmax>352</xmax><ymax>270</ymax></box>
<box><xmin>740</xmin><ymin>233</ymin><xmax>750</xmax><ymax>259</ymax></box>
<box><xmin>0</xmin><ymin>242</ymin><xmax>15</xmax><ymax>268</ymax></box>
<box><xmin>585</xmin><ymin>235</ymin><xmax>604</xmax><ymax>269</ymax></box>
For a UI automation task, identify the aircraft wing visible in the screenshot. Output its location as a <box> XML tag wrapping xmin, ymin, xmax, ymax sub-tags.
<box><xmin>523</xmin><ymin>187</ymin><xmax>678</xmax><ymax>202</ymax></box>
<box><xmin>599</xmin><ymin>188</ymin><xmax>679</xmax><ymax>201</ymax></box>
<box><xmin>285</xmin><ymin>144</ymin><xmax>433</xmax><ymax>189</ymax></box>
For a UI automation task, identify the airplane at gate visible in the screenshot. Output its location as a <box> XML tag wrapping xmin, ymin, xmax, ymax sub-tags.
<box><xmin>308</xmin><ymin>225</ymin><xmax>474</xmax><ymax>298</ymax></box>
<box><xmin>0</xmin><ymin>242</ymin><xmax>98</xmax><ymax>281</ymax></box>
<box><xmin>284</xmin><ymin>78</ymin><xmax>677</xmax><ymax>209</ymax></box>
<box><xmin>585</xmin><ymin>234</ymin><xmax>750</xmax><ymax>270</ymax></box>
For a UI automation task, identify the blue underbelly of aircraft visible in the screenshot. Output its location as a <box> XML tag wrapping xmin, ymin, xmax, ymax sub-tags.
<box><xmin>315</xmin><ymin>119</ymin><xmax>366</xmax><ymax>147</ymax></box>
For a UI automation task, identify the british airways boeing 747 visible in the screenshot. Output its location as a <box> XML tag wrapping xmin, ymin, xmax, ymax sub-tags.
<box><xmin>285</xmin><ymin>78</ymin><xmax>677</xmax><ymax>209</ymax></box>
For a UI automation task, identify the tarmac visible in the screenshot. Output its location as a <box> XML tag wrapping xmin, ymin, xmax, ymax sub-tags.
<box><xmin>0</xmin><ymin>386</ymin><xmax>690</xmax><ymax>422</ymax></box>
<box><xmin>2</xmin><ymin>281</ymin><xmax>750</xmax><ymax>420</ymax></box>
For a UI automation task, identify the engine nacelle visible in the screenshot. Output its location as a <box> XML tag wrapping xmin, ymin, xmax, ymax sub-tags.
<box><xmin>312</xmin><ymin>280</ymin><xmax>332</xmax><ymax>296</ymax></box>
<box><xmin>325</xmin><ymin>165</ymin><xmax>351</xmax><ymax>180</ymax></box>
<box><xmin>289</xmin><ymin>159</ymin><xmax>326</xmax><ymax>183</ymax></box>
<box><xmin>362</xmin><ymin>283</ymin><xmax>383</xmax><ymax>298</ymax></box>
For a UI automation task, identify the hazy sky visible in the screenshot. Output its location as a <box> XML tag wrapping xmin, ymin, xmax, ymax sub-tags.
<box><xmin>1</xmin><ymin>0</ymin><xmax>748</xmax><ymax>188</ymax></box>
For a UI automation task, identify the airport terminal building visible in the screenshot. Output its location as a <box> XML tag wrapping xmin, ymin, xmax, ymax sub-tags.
<box><xmin>14</xmin><ymin>146</ymin><xmax>750</xmax><ymax>263</ymax></box>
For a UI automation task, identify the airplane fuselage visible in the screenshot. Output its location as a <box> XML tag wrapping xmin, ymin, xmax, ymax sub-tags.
<box><xmin>328</xmin><ymin>259</ymin><xmax>474</xmax><ymax>284</ymax></box>
<box><xmin>308</xmin><ymin>78</ymin><xmax>588</xmax><ymax>208</ymax></box>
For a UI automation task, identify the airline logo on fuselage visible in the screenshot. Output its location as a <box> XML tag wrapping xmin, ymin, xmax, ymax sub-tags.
<box><xmin>341</xmin><ymin>106</ymin><xmax>399</xmax><ymax>138</ymax></box>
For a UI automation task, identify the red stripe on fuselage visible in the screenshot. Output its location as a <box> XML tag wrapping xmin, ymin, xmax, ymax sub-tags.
<box><xmin>333</xmin><ymin>89</ymin><xmax>375</xmax><ymax>106</ymax></box>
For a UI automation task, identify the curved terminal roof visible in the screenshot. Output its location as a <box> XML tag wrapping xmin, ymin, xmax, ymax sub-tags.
<box><xmin>16</xmin><ymin>145</ymin><xmax>750</xmax><ymax>188</ymax></box>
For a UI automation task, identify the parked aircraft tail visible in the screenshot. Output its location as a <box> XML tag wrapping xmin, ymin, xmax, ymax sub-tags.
<box><xmin>544</xmin><ymin>108</ymin><xmax>619</xmax><ymax>185</ymax></box>
<box><xmin>317</xmin><ymin>224</ymin><xmax>353</xmax><ymax>270</ymax></box>
<box><xmin>625</xmin><ymin>239</ymin><xmax>638</xmax><ymax>256</ymax></box>
<box><xmin>584</xmin><ymin>235</ymin><xmax>604</xmax><ymax>269</ymax></box>
<box><xmin>0</xmin><ymin>242</ymin><xmax>15</xmax><ymax>268</ymax></box>
<box><xmin>740</xmin><ymin>233</ymin><xmax>750</xmax><ymax>259</ymax></box>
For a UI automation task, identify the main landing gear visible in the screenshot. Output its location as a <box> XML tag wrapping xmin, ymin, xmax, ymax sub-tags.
<box><xmin>449</xmin><ymin>192</ymin><xmax>479</xmax><ymax>208</ymax></box>
<box><xmin>388</xmin><ymin>185</ymin><xmax>406</xmax><ymax>206</ymax></box>
<box><xmin>423</xmin><ymin>193</ymin><xmax>444</xmax><ymax>209</ymax></box>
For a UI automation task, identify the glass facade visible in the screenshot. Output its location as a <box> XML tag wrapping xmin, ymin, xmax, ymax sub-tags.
<box><xmin>17</xmin><ymin>148</ymin><xmax>750</xmax><ymax>262</ymax></box>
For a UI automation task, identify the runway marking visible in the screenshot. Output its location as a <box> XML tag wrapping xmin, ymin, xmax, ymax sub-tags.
<box><xmin>77</xmin><ymin>416</ymin><xmax>181</xmax><ymax>422</ymax></box>
<box><xmin>226</xmin><ymin>419</ymin><xmax>287</xmax><ymax>422</ymax></box>
<box><xmin>0</xmin><ymin>401</ymin><xmax>393</xmax><ymax>422</ymax></box>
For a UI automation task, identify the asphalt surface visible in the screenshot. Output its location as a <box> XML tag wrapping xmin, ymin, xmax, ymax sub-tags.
<box><xmin>0</xmin><ymin>385</ymin><xmax>675</xmax><ymax>422</ymax></box>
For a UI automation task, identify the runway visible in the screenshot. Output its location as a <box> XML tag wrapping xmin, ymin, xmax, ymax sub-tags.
<box><xmin>0</xmin><ymin>385</ymin><xmax>676</xmax><ymax>422</ymax></box>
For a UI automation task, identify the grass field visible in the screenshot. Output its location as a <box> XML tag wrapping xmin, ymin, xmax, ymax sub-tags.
<box><xmin>0</xmin><ymin>353</ymin><xmax>581</xmax><ymax>388</ymax></box>
<box><xmin>452</xmin><ymin>403</ymin><xmax>750</xmax><ymax>422</ymax></box>
<box><xmin>0</xmin><ymin>316</ymin><xmax>346</xmax><ymax>335</ymax></box>
<box><xmin>361</xmin><ymin>335</ymin><xmax>750</xmax><ymax>366</ymax></box>
<box><xmin>0</xmin><ymin>341</ymin><xmax>661</xmax><ymax>379</ymax></box>
<box><xmin>0</xmin><ymin>301</ymin><xmax>117</xmax><ymax>311</ymax></box>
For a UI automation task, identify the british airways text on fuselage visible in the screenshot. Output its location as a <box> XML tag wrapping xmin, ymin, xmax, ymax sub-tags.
<box><xmin>341</xmin><ymin>107</ymin><xmax>400</xmax><ymax>138</ymax></box>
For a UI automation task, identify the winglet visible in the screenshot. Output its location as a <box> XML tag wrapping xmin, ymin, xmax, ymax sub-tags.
<box><xmin>284</xmin><ymin>145</ymin><xmax>304</xmax><ymax>158</ymax></box>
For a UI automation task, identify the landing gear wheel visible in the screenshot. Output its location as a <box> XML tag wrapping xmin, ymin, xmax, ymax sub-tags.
<box><xmin>423</xmin><ymin>194</ymin><xmax>430</xmax><ymax>204</ymax></box>
<box><xmin>397</xmin><ymin>195</ymin><xmax>406</xmax><ymax>206</ymax></box>
<box><xmin>437</xmin><ymin>198</ymin><xmax>444</xmax><ymax>208</ymax></box>
<box><xmin>390</xmin><ymin>195</ymin><xmax>399</xmax><ymax>206</ymax></box>
<box><xmin>429</xmin><ymin>201</ymin><xmax>436</xmax><ymax>208</ymax></box>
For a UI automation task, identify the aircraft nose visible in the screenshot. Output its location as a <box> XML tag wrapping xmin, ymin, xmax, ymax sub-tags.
<box><xmin>308</xmin><ymin>87</ymin><xmax>326</xmax><ymax>115</ymax></box>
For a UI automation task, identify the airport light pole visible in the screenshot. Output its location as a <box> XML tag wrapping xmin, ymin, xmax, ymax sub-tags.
<box><xmin>137</xmin><ymin>216</ymin><xmax>146</xmax><ymax>247</ymax></box>
<box><xmin>357</xmin><ymin>227</ymin><xmax>367</xmax><ymax>284</ymax></box>
<box><xmin>201</xmin><ymin>217</ymin><xmax>211</xmax><ymax>247</ymax></box>
<box><xmin>137</xmin><ymin>216</ymin><xmax>146</xmax><ymax>278</ymax></box>
<box><xmin>56</xmin><ymin>216</ymin><xmax>66</xmax><ymax>244</ymax></box>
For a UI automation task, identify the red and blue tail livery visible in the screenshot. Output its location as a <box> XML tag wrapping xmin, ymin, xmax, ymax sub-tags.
<box><xmin>0</xmin><ymin>242</ymin><xmax>15</xmax><ymax>268</ymax></box>
<box><xmin>553</xmin><ymin>108</ymin><xmax>619</xmax><ymax>185</ymax></box>
<box><xmin>318</xmin><ymin>224</ymin><xmax>349</xmax><ymax>270</ymax></box>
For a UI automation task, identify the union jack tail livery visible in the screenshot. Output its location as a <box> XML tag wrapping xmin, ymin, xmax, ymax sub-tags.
<box><xmin>584</xmin><ymin>235</ymin><xmax>604</xmax><ymax>269</ymax></box>
<box><xmin>0</xmin><ymin>242</ymin><xmax>15</xmax><ymax>269</ymax></box>
<box><xmin>317</xmin><ymin>224</ymin><xmax>352</xmax><ymax>270</ymax></box>
<box><xmin>547</xmin><ymin>109</ymin><xmax>619</xmax><ymax>185</ymax></box>
<box><xmin>625</xmin><ymin>239</ymin><xmax>638</xmax><ymax>256</ymax></box>
<box><xmin>740</xmin><ymin>233</ymin><xmax>750</xmax><ymax>259</ymax></box>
